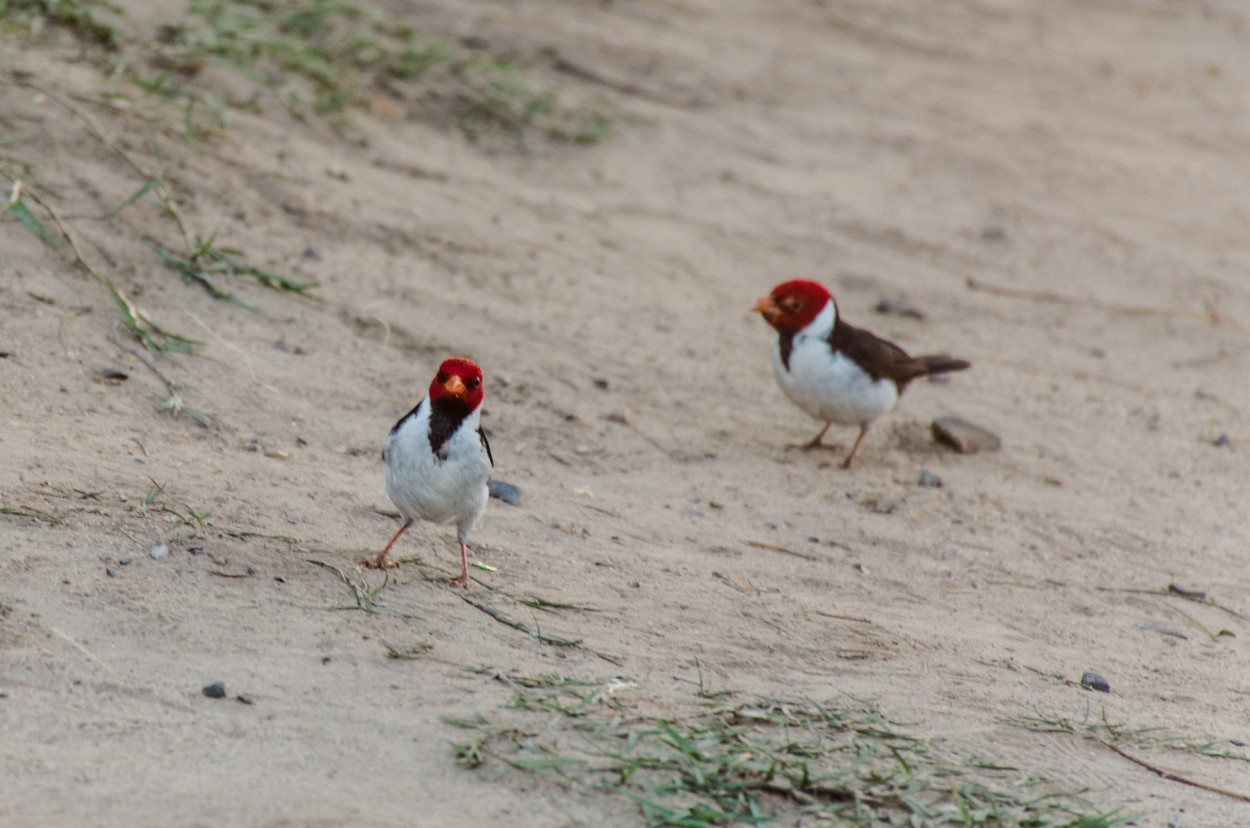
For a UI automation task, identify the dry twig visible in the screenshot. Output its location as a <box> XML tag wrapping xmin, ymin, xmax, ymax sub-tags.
<box><xmin>1099</xmin><ymin>740</ymin><xmax>1250</xmax><ymax>804</ymax></box>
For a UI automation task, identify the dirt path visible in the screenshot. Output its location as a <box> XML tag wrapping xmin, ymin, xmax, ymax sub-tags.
<box><xmin>3</xmin><ymin>1</ymin><xmax>1249</xmax><ymax>825</ymax></box>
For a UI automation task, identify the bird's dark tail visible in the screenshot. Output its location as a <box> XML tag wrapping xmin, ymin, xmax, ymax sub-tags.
<box><xmin>916</xmin><ymin>355</ymin><xmax>970</xmax><ymax>376</ymax></box>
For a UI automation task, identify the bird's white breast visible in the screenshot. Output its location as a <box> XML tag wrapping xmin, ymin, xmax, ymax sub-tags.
<box><xmin>771</xmin><ymin>303</ymin><xmax>899</xmax><ymax>426</ymax></box>
<box><xmin>384</xmin><ymin>401</ymin><xmax>491</xmax><ymax>530</ymax></box>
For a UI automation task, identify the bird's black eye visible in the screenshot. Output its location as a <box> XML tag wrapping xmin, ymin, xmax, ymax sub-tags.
<box><xmin>465</xmin><ymin>376</ymin><xmax>481</xmax><ymax>390</ymax></box>
<box><xmin>436</xmin><ymin>371</ymin><xmax>449</xmax><ymax>383</ymax></box>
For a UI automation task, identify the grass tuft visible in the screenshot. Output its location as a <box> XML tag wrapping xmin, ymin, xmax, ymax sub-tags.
<box><xmin>385</xmin><ymin>641</ymin><xmax>433</xmax><ymax>660</ymax></box>
<box><xmin>7</xmin><ymin>181</ymin><xmax>61</xmax><ymax>247</ymax></box>
<box><xmin>450</xmin><ymin>683</ymin><xmax>1135</xmax><ymax>827</ymax></box>
<box><xmin>0</xmin><ymin>505</ymin><xmax>60</xmax><ymax>524</ymax></box>
<box><xmin>0</xmin><ymin>0</ymin><xmax>120</xmax><ymax>49</ymax></box>
<box><xmin>1011</xmin><ymin>711</ymin><xmax>1250</xmax><ymax>764</ymax></box>
<box><xmin>150</xmin><ymin>0</ymin><xmax>617</xmax><ymax>144</ymax></box>
<box><xmin>152</xmin><ymin>235</ymin><xmax>317</xmax><ymax>315</ymax></box>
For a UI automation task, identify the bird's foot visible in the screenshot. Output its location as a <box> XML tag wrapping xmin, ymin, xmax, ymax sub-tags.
<box><xmin>448</xmin><ymin>573</ymin><xmax>471</xmax><ymax>589</ymax></box>
<box><xmin>787</xmin><ymin>440</ymin><xmax>844</xmax><ymax>452</ymax></box>
<box><xmin>361</xmin><ymin>554</ymin><xmax>400</xmax><ymax>570</ymax></box>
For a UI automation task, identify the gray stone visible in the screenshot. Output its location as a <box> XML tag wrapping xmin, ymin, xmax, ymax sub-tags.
<box><xmin>918</xmin><ymin>470</ymin><xmax>942</xmax><ymax>487</ymax></box>
<box><xmin>1080</xmin><ymin>671</ymin><xmax>1110</xmax><ymax>693</ymax></box>
<box><xmin>149</xmin><ymin>544</ymin><xmax>170</xmax><ymax>560</ymax></box>
<box><xmin>202</xmin><ymin>682</ymin><xmax>227</xmax><ymax>699</ymax></box>
<box><xmin>932</xmin><ymin>416</ymin><xmax>1002</xmax><ymax>454</ymax></box>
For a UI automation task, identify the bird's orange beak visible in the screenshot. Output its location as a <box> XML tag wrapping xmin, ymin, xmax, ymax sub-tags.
<box><xmin>753</xmin><ymin>296</ymin><xmax>776</xmax><ymax>315</ymax></box>
<box><xmin>443</xmin><ymin>375</ymin><xmax>467</xmax><ymax>396</ymax></box>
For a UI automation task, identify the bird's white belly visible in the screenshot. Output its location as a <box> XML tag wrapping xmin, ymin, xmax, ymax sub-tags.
<box><xmin>773</xmin><ymin>336</ymin><xmax>898</xmax><ymax>425</ymax></box>
<box><xmin>384</xmin><ymin>425</ymin><xmax>489</xmax><ymax>528</ymax></box>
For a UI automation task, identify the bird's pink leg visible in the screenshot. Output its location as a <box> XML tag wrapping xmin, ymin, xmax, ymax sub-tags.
<box><xmin>449</xmin><ymin>541</ymin><xmax>471</xmax><ymax>589</ymax></box>
<box><xmin>789</xmin><ymin>422</ymin><xmax>836</xmax><ymax>451</ymax></box>
<box><xmin>841</xmin><ymin>426</ymin><xmax>870</xmax><ymax>469</ymax></box>
<box><xmin>363</xmin><ymin>519</ymin><xmax>412</xmax><ymax>569</ymax></box>
<box><xmin>805</xmin><ymin>422</ymin><xmax>833</xmax><ymax>449</ymax></box>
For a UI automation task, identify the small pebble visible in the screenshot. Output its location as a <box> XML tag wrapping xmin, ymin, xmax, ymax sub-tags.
<box><xmin>186</xmin><ymin>544</ymin><xmax>207</xmax><ymax>556</ymax></box>
<box><xmin>236</xmin><ymin>694</ymin><xmax>254</xmax><ymax>705</ymax></box>
<box><xmin>246</xmin><ymin>566</ymin><xmax>258</xmax><ymax>576</ymax></box>
<box><xmin>202</xmin><ymin>682</ymin><xmax>227</xmax><ymax>699</ymax></box>
<box><xmin>105</xmin><ymin>568</ymin><xmax>115</xmax><ymax>578</ymax></box>
<box><xmin>97</xmin><ymin>368</ymin><xmax>129</xmax><ymax>382</ymax></box>
<box><xmin>980</xmin><ymin>226</ymin><xmax>1007</xmax><ymax>242</ymax></box>
<box><xmin>1212</xmin><ymin>434</ymin><xmax>1231</xmax><ymax>448</ymax></box>
<box><xmin>118</xmin><ymin>556</ymin><xmax>133</xmax><ymax>566</ymax></box>
<box><xmin>630</xmin><ymin>581</ymin><xmax>641</xmax><ymax>589</ymax></box>
<box><xmin>918</xmin><ymin>470</ymin><xmax>942</xmax><ymax>488</ymax></box>
<box><xmin>488</xmin><ymin>480</ymin><xmax>522</xmax><ymax>506</ymax></box>
<box><xmin>149</xmin><ymin>544</ymin><xmax>170</xmax><ymax>560</ymax></box>
<box><xmin>303</xmin><ymin>246</ymin><xmax>320</xmax><ymax>260</ymax></box>
<box><xmin>592</xmin><ymin>378</ymin><xmax>610</xmax><ymax>390</ymax></box>
<box><xmin>932</xmin><ymin>416</ymin><xmax>1002</xmax><ymax>454</ymax></box>
<box><xmin>1080</xmin><ymin>671</ymin><xmax>1110</xmax><ymax>693</ymax></box>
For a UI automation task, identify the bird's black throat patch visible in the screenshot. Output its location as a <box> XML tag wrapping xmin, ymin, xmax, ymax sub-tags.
<box><xmin>427</xmin><ymin>396</ymin><xmax>473</xmax><ymax>460</ymax></box>
<box><xmin>777</xmin><ymin>330</ymin><xmax>796</xmax><ymax>371</ymax></box>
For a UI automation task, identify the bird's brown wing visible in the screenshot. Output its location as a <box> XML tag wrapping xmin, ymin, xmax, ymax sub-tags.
<box><xmin>828</xmin><ymin>318</ymin><xmax>930</xmax><ymax>387</ymax></box>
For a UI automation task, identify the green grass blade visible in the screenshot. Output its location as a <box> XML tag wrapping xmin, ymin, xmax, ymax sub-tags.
<box><xmin>109</xmin><ymin>176</ymin><xmax>161</xmax><ymax>216</ymax></box>
<box><xmin>9</xmin><ymin>195</ymin><xmax>60</xmax><ymax>248</ymax></box>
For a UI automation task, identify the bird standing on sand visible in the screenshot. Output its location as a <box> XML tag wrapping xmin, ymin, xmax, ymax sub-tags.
<box><xmin>364</xmin><ymin>357</ymin><xmax>493</xmax><ymax>588</ymax></box>
<box><xmin>754</xmin><ymin>279</ymin><xmax>969</xmax><ymax>468</ymax></box>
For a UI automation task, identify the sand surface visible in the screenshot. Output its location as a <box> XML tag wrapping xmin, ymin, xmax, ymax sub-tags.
<box><xmin>3</xmin><ymin>1</ymin><xmax>1250</xmax><ymax>825</ymax></box>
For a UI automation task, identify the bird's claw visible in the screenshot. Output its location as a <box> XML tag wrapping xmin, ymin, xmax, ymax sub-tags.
<box><xmin>361</xmin><ymin>555</ymin><xmax>400</xmax><ymax>570</ymax></box>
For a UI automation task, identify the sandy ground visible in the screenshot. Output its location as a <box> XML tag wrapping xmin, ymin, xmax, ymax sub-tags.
<box><xmin>3</xmin><ymin>0</ymin><xmax>1250</xmax><ymax>825</ymax></box>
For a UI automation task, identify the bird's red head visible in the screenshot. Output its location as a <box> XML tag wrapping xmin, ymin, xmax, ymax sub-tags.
<box><xmin>753</xmin><ymin>279</ymin><xmax>833</xmax><ymax>333</ymax></box>
<box><xmin>429</xmin><ymin>357</ymin><xmax>485</xmax><ymax>412</ymax></box>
